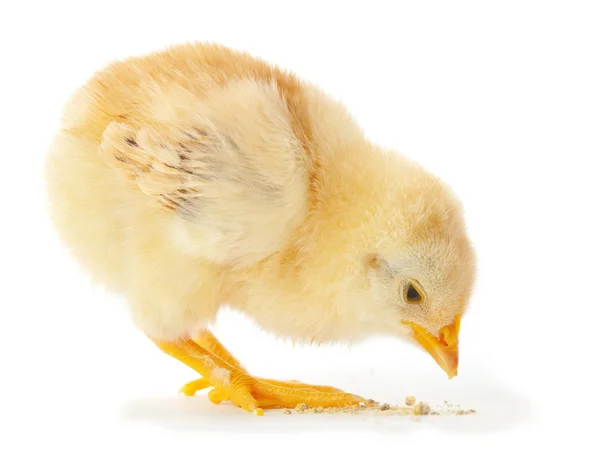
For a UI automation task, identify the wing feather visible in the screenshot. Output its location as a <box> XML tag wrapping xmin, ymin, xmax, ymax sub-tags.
<box><xmin>99</xmin><ymin>84</ymin><xmax>310</xmax><ymax>266</ymax></box>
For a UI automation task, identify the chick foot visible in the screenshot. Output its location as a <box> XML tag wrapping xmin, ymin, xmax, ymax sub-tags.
<box><xmin>184</xmin><ymin>330</ymin><xmax>347</xmax><ymax>397</ymax></box>
<box><xmin>154</xmin><ymin>338</ymin><xmax>363</xmax><ymax>415</ymax></box>
<box><xmin>200</xmin><ymin>372</ymin><xmax>360</xmax><ymax>412</ymax></box>
<box><xmin>180</xmin><ymin>376</ymin><xmax>345</xmax><ymax>396</ymax></box>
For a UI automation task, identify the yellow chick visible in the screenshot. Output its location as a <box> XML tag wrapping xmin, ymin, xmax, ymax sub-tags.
<box><xmin>45</xmin><ymin>42</ymin><xmax>476</xmax><ymax>415</ymax></box>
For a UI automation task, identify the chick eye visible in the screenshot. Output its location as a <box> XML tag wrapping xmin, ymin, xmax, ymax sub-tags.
<box><xmin>403</xmin><ymin>282</ymin><xmax>425</xmax><ymax>304</ymax></box>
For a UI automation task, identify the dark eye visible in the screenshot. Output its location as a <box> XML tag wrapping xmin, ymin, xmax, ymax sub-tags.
<box><xmin>403</xmin><ymin>281</ymin><xmax>425</xmax><ymax>304</ymax></box>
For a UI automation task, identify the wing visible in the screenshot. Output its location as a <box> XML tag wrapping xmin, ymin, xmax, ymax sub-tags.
<box><xmin>100</xmin><ymin>91</ymin><xmax>310</xmax><ymax>267</ymax></box>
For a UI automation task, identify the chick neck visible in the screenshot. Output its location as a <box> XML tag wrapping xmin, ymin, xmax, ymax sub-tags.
<box><xmin>274</xmin><ymin>143</ymin><xmax>410</xmax><ymax>339</ymax></box>
<box><xmin>300</xmin><ymin>141</ymin><xmax>410</xmax><ymax>263</ymax></box>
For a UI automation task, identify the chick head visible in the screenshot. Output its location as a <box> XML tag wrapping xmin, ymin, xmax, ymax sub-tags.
<box><xmin>354</xmin><ymin>154</ymin><xmax>476</xmax><ymax>378</ymax></box>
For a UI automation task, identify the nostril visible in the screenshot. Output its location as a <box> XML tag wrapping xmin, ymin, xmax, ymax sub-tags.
<box><xmin>440</xmin><ymin>330</ymin><xmax>449</xmax><ymax>347</ymax></box>
<box><xmin>439</xmin><ymin>327</ymin><xmax>456</xmax><ymax>347</ymax></box>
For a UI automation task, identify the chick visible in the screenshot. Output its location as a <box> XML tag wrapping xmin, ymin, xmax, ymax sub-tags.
<box><xmin>45</xmin><ymin>42</ymin><xmax>476</xmax><ymax>415</ymax></box>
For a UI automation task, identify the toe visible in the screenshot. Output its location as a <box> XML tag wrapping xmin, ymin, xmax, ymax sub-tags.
<box><xmin>180</xmin><ymin>378</ymin><xmax>212</xmax><ymax>396</ymax></box>
<box><xmin>252</xmin><ymin>379</ymin><xmax>364</xmax><ymax>409</ymax></box>
<box><xmin>259</xmin><ymin>378</ymin><xmax>345</xmax><ymax>393</ymax></box>
<box><xmin>230</xmin><ymin>387</ymin><xmax>260</xmax><ymax>413</ymax></box>
<box><xmin>208</xmin><ymin>388</ymin><xmax>228</xmax><ymax>404</ymax></box>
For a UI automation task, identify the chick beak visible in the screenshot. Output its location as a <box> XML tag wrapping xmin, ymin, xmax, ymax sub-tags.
<box><xmin>403</xmin><ymin>315</ymin><xmax>461</xmax><ymax>379</ymax></box>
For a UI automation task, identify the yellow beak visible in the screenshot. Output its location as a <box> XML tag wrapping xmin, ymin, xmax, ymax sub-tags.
<box><xmin>403</xmin><ymin>315</ymin><xmax>461</xmax><ymax>379</ymax></box>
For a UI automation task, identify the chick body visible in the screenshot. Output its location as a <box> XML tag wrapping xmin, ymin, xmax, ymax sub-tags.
<box><xmin>46</xmin><ymin>43</ymin><xmax>473</xmax><ymax>349</ymax></box>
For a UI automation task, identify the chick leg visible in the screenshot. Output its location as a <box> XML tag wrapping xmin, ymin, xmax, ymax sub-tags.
<box><xmin>194</xmin><ymin>330</ymin><xmax>246</xmax><ymax>370</ymax></box>
<box><xmin>181</xmin><ymin>330</ymin><xmax>346</xmax><ymax>396</ymax></box>
<box><xmin>179</xmin><ymin>330</ymin><xmax>247</xmax><ymax>396</ymax></box>
<box><xmin>154</xmin><ymin>337</ymin><xmax>363</xmax><ymax>415</ymax></box>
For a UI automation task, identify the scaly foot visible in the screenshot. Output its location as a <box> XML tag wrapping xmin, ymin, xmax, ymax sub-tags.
<box><xmin>154</xmin><ymin>338</ymin><xmax>363</xmax><ymax>415</ymax></box>
<box><xmin>181</xmin><ymin>376</ymin><xmax>346</xmax><ymax>397</ymax></box>
<box><xmin>194</xmin><ymin>368</ymin><xmax>362</xmax><ymax>414</ymax></box>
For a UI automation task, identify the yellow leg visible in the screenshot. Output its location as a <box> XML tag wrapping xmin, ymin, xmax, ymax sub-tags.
<box><xmin>154</xmin><ymin>337</ymin><xmax>363</xmax><ymax>415</ymax></box>
<box><xmin>179</xmin><ymin>331</ymin><xmax>247</xmax><ymax>396</ymax></box>
<box><xmin>194</xmin><ymin>330</ymin><xmax>246</xmax><ymax>370</ymax></box>
<box><xmin>187</xmin><ymin>331</ymin><xmax>345</xmax><ymax>395</ymax></box>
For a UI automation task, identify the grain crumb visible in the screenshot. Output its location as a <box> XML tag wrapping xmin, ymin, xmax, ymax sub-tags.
<box><xmin>295</xmin><ymin>403</ymin><xmax>308</xmax><ymax>413</ymax></box>
<box><xmin>286</xmin><ymin>398</ymin><xmax>473</xmax><ymax>417</ymax></box>
<box><xmin>412</xmin><ymin>402</ymin><xmax>431</xmax><ymax>415</ymax></box>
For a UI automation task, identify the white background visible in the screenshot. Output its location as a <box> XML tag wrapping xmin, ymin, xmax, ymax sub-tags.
<box><xmin>1</xmin><ymin>1</ymin><xmax>598</xmax><ymax>450</ymax></box>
